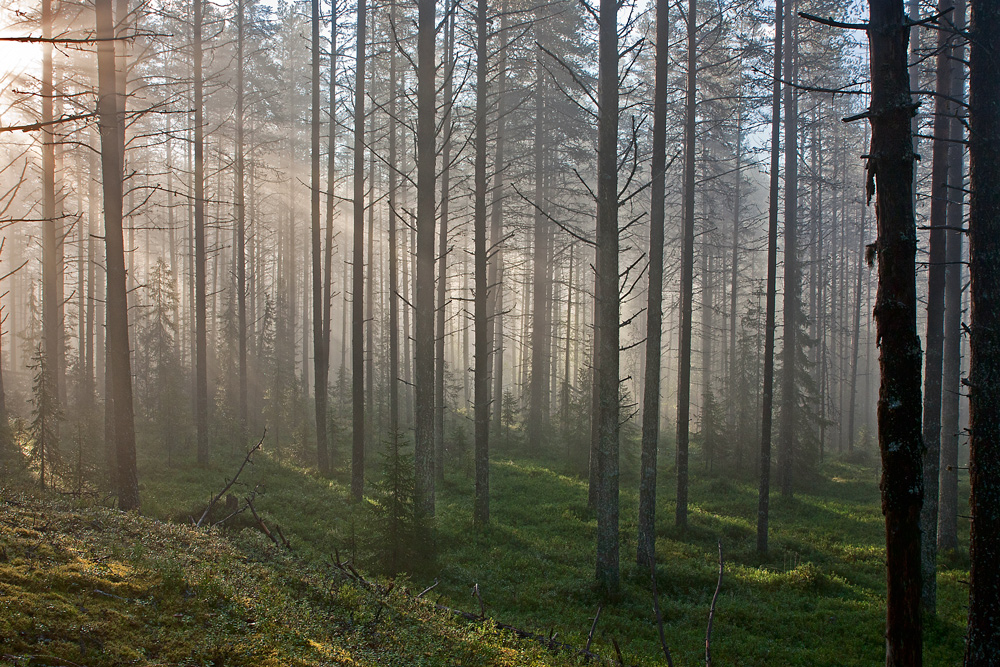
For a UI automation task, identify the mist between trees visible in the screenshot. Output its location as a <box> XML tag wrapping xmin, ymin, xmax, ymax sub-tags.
<box><xmin>0</xmin><ymin>0</ymin><xmax>997</xmax><ymax>660</ymax></box>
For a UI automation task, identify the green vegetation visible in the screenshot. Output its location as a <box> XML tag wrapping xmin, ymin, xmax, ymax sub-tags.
<box><xmin>1</xmin><ymin>448</ymin><xmax>969</xmax><ymax>666</ymax></box>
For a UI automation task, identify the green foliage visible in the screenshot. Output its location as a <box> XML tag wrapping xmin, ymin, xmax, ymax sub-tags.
<box><xmin>0</xmin><ymin>485</ymin><xmax>571</xmax><ymax>667</ymax></box>
<box><xmin>365</xmin><ymin>432</ymin><xmax>428</xmax><ymax>576</ymax></box>
<box><xmin>28</xmin><ymin>344</ymin><xmax>61</xmax><ymax>490</ymax></box>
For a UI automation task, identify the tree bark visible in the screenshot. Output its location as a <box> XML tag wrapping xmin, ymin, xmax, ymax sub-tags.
<box><xmin>919</xmin><ymin>0</ymin><xmax>958</xmax><ymax>613</ymax></box>
<box><xmin>414</xmin><ymin>0</ymin><xmax>437</xmax><ymax>518</ymax></box>
<box><xmin>594</xmin><ymin>0</ymin><xmax>620</xmax><ymax>597</ymax></box>
<box><xmin>472</xmin><ymin>0</ymin><xmax>490</xmax><ymax>526</ymax></box>
<box><xmin>675</xmin><ymin>0</ymin><xmax>697</xmax><ymax>530</ymax></box>
<box><xmin>964</xmin><ymin>0</ymin><xmax>1000</xmax><ymax>659</ymax></box>
<box><xmin>778</xmin><ymin>0</ymin><xmax>798</xmax><ymax>498</ymax></box>
<box><xmin>194</xmin><ymin>0</ymin><xmax>209</xmax><ymax>466</ymax></box>
<box><xmin>867</xmin><ymin>0</ymin><xmax>924</xmax><ymax>662</ymax></box>
<box><xmin>352</xmin><ymin>0</ymin><xmax>367</xmax><ymax>500</ymax></box>
<box><xmin>637</xmin><ymin>0</ymin><xmax>667</xmax><ymax>569</ymax></box>
<box><xmin>311</xmin><ymin>0</ymin><xmax>331</xmax><ymax>474</ymax></box>
<box><xmin>96</xmin><ymin>0</ymin><xmax>139</xmax><ymax>511</ymax></box>
<box><xmin>757</xmin><ymin>0</ymin><xmax>781</xmax><ymax>555</ymax></box>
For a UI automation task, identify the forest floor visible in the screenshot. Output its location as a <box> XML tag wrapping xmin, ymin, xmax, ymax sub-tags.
<box><xmin>1</xmin><ymin>444</ymin><xmax>970</xmax><ymax>666</ymax></box>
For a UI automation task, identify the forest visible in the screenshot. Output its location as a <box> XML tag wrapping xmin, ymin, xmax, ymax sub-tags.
<box><xmin>0</xmin><ymin>0</ymin><xmax>998</xmax><ymax>662</ymax></box>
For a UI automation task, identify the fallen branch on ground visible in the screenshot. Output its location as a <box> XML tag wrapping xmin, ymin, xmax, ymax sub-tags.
<box><xmin>197</xmin><ymin>430</ymin><xmax>266</xmax><ymax>528</ymax></box>
<box><xmin>705</xmin><ymin>540</ymin><xmax>724</xmax><ymax>667</ymax></box>
<box><xmin>329</xmin><ymin>556</ymin><xmax>602</xmax><ymax>661</ymax></box>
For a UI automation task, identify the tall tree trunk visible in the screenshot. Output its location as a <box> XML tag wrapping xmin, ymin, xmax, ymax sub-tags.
<box><xmin>96</xmin><ymin>0</ymin><xmax>138</xmax><ymax>511</ymax></box>
<box><xmin>387</xmin><ymin>0</ymin><xmax>400</xmax><ymax>435</ymax></box>
<box><xmin>351</xmin><ymin>0</ymin><xmax>367</xmax><ymax>500</ymax></box>
<box><xmin>919</xmin><ymin>0</ymin><xmax>958</xmax><ymax>612</ymax></box>
<box><xmin>778</xmin><ymin>0</ymin><xmax>798</xmax><ymax>498</ymax></box>
<box><xmin>938</xmin><ymin>0</ymin><xmax>966</xmax><ymax>552</ymax></box>
<box><xmin>435</xmin><ymin>9</ymin><xmax>455</xmax><ymax>484</ymax></box>
<box><xmin>488</xmin><ymin>0</ymin><xmax>508</xmax><ymax>440</ymax></box>
<box><xmin>194</xmin><ymin>0</ymin><xmax>209</xmax><ymax>466</ymax></box>
<box><xmin>323</xmin><ymin>2</ymin><xmax>337</xmax><ymax>440</ymax></box>
<box><xmin>847</xmin><ymin>207</ymin><xmax>866</xmax><ymax>451</ymax></box>
<box><xmin>236</xmin><ymin>0</ymin><xmax>249</xmax><ymax>445</ymax></box>
<box><xmin>472</xmin><ymin>0</ymin><xmax>490</xmax><ymax>526</ymax></box>
<box><xmin>964</xmin><ymin>0</ymin><xmax>1000</xmax><ymax>659</ymax></box>
<box><xmin>637</xmin><ymin>0</ymin><xmax>667</xmax><ymax>569</ymax></box>
<box><xmin>414</xmin><ymin>0</ymin><xmax>437</xmax><ymax>517</ymax></box>
<box><xmin>867</xmin><ymin>0</ymin><xmax>924</xmax><ymax>662</ymax></box>
<box><xmin>675</xmin><ymin>0</ymin><xmax>697</xmax><ymax>529</ymax></box>
<box><xmin>41</xmin><ymin>0</ymin><xmax>62</xmax><ymax>439</ymax></box>
<box><xmin>729</xmin><ymin>97</ymin><xmax>742</xmax><ymax>434</ymax></box>
<box><xmin>757</xmin><ymin>0</ymin><xmax>781</xmax><ymax>555</ymax></box>
<box><xmin>528</xmin><ymin>33</ymin><xmax>551</xmax><ymax>451</ymax></box>
<box><xmin>311</xmin><ymin>0</ymin><xmax>330</xmax><ymax>473</ymax></box>
<box><xmin>594</xmin><ymin>0</ymin><xmax>619</xmax><ymax>598</ymax></box>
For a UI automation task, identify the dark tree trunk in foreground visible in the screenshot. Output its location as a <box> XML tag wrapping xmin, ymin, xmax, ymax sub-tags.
<box><xmin>472</xmin><ymin>0</ymin><xmax>490</xmax><ymax>526</ymax></box>
<box><xmin>675</xmin><ymin>0</ymin><xmax>696</xmax><ymax>530</ymax></box>
<box><xmin>867</xmin><ymin>0</ymin><xmax>924</xmax><ymax>662</ymax></box>
<box><xmin>919</xmin><ymin>0</ymin><xmax>957</xmax><ymax>613</ymax></box>
<box><xmin>311</xmin><ymin>0</ymin><xmax>331</xmax><ymax>474</ymax></box>
<box><xmin>414</xmin><ymin>0</ymin><xmax>437</xmax><ymax>518</ymax></box>
<box><xmin>594</xmin><ymin>0</ymin><xmax>620</xmax><ymax>597</ymax></box>
<box><xmin>352</xmin><ymin>0</ymin><xmax>367</xmax><ymax>500</ymax></box>
<box><xmin>965</xmin><ymin>0</ymin><xmax>1000</xmax><ymax>660</ymax></box>
<box><xmin>194</xmin><ymin>0</ymin><xmax>209</xmax><ymax>466</ymax></box>
<box><xmin>96</xmin><ymin>0</ymin><xmax>139</xmax><ymax>511</ymax></box>
<box><xmin>757</xmin><ymin>0</ymin><xmax>782</xmax><ymax>555</ymax></box>
<box><xmin>637</xmin><ymin>0</ymin><xmax>667</xmax><ymax>569</ymax></box>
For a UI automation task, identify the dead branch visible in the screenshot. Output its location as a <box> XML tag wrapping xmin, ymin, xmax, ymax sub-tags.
<box><xmin>417</xmin><ymin>580</ymin><xmax>439</xmax><ymax>598</ymax></box>
<box><xmin>247</xmin><ymin>498</ymin><xmax>285</xmax><ymax>549</ymax></box>
<box><xmin>329</xmin><ymin>558</ymin><xmax>602</xmax><ymax>661</ymax></box>
<box><xmin>705</xmin><ymin>540</ymin><xmax>724</xmax><ymax>667</ymax></box>
<box><xmin>196</xmin><ymin>430</ymin><xmax>265</xmax><ymax>527</ymax></box>
<box><xmin>472</xmin><ymin>582</ymin><xmax>486</xmax><ymax>619</ymax></box>
<box><xmin>585</xmin><ymin>604</ymin><xmax>602</xmax><ymax>654</ymax></box>
<box><xmin>649</xmin><ymin>549</ymin><xmax>675</xmax><ymax>667</ymax></box>
<box><xmin>275</xmin><ymin>524</ymin><xmax>292</xmax><ymax>550</ymax></box>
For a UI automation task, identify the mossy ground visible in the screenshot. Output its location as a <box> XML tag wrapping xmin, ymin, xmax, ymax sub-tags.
<box><xmin>1</xmin><ymin>448</ymin><xmax>969</xmax><ymax>666</ymax></box>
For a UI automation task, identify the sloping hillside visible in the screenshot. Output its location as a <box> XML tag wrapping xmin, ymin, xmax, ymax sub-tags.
<box><xmin>0</xmin><ymin>487</ymin><xmax>579</xmax><ymax>667</ymax></box>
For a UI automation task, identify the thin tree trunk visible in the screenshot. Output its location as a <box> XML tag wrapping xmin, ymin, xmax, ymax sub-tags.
<box><xmin>414</xmin><ymin>0</ymin><xmax>437</xmax><ymax>517</ymax></box>
<box><xmin>194</xmin><ymin>0</ymin><xmax>209</xmax><ymax>466</ymax></box>
<box><xmin>488</xmin><ymin>0</ymin><xmax>507</xmax><ymax>440</ymax></box>
<box><xmin>387</xmin><ymin>0</ymin><xmax>399</xmax><ymax>435</ymax></box>
<box><xmin>919</xmin><ymin>0</ymin><xmax>958</xmax><ymax>612</ymax></box>
<box><xmin>472</xmin><ymin>0</ymin><xmax>490</xmax><ymax>525</ymax></box>
<box><xmin>236</xmin><ymin>0</ymin><xmax>249</xmax><ymax>446</ymax></box>
<box><xmin>351</xmin><ymin>0</ymin><xmax>367</xmax><ymax>500</ymax></box>
<box><xmin>675</xmin><ymin>0</ymin><xmax>697</xmax><ymax>529</ymax></box>
<box><xmin>778</xmin><ymin>0</ymin><xmax>798</xmax><ymax>498</ymax></box>
<box><xmin>637</xmin><ymin>0</ymin><xmax>667</xmax><ymax>569</ymax></box>
<box><xmin>757</xmin><ymin>0</ymin><xmax>781</xmax><ymax>555</ymax></box>
<box><xmin>435</xmin><ymin>9</ymin><xmax>455</xmax><ymax>484</ymax></box>
<box><xmin>938</xmin><ymin>0</ymin><xmax>966</xmax><ymax>552</ymax></box>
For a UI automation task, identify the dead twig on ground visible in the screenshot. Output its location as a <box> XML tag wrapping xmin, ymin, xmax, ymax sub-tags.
<box><xmin>196</xmin><ymin>430</ymin><xmax>265</xmax><ymax>528</ymax></box>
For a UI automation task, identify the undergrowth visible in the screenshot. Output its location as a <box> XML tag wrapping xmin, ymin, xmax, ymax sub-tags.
<box><xmin>0</xmin><ymin>447</ymin><xmax>969</xmax><ymax>666</ymax></box>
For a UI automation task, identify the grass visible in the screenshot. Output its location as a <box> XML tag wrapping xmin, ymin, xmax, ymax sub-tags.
<box><xmin>0</xmin><ymin>474</ymin><xmax>580</xmax><ymax>667</ymax></box>
<box><xmin>1</xmin><ymin>443</ymin><xmax>970</xmax><ymax>666</ymax></box>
